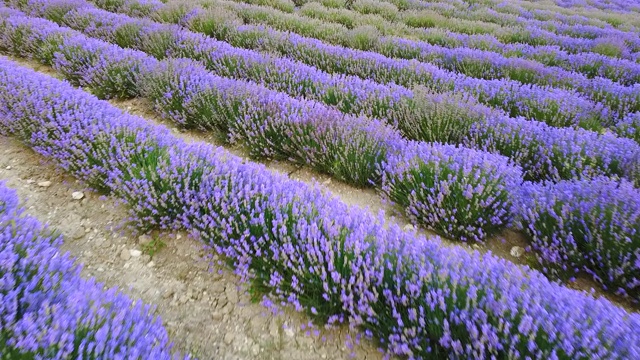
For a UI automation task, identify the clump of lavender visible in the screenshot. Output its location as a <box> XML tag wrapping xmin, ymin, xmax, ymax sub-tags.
<box><xmin>592</xmin><ymin>36</ymin><xmax>630</xmax><ymax>58</ymax></box>
<box><xmin>51</xmin><ymin>35</ymin><xmax>151</xmax><ymax>98</ymax></box>
<box><xmin>0</xmin><ymin>181</ymin><xmax>184</xmax><ymax>358</ymax></box>
<box><xmin>391</xmin><ymin>86</ymin><xmax>492</xmax><ymax>144</ymax></box>
<box><xmin>92</xmin><ymin>0</ymin><xmax>161</xmax><ymax>17</ymax></box>
<box><xmin>382</xmin><ymin>142</ymin><xmax>522</xmax><ymax>242</ymax></box>
<box><xmin>519</xmin><ymin>177</ymin><xmax>640</xmax><ymax>301</ymax></box>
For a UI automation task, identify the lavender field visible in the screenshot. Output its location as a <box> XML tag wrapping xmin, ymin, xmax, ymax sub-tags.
<box><xmin>0</xmin><ymin>0</ymin><xmax>640</xmax><ymax>358</ymax></box>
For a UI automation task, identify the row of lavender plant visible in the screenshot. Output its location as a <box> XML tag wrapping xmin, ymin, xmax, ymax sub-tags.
<box><xmin>0</xmin><ymin>7</ymin><xmax>523</xmax><ymax>243</ymax></box>
<box><xmin>89</xmin><ymin>0</ymin><xmax>623</xmax><ymax>127</ymax></box>
<box><xmin>385</xmin><ymin>30</ymin><xmax>640</xmax><ymax>86</ymax></box>
<box><xmin>399</xmin><ymin>1</ymin><xmax>595</xmax><ymax>30</ymax></box>
<box><xmin>209</xmin><ymin>2</ymin><xmax>640</xmax><ymax>116</ymax></box>
<box><xmin>497</xmin><ymin>0</ymin><xmax>640</xmax><ymax>28</ymax></box>
<box><xmin>20</xmin><ymin>0</ymin><xmax>640</xmax><ymax>184</ymax></box>
<box><xmin>399</xmin><ymin>0</ymin><xmax>640</xmax><ymax>29</ymax></box>
<box><xmin>236</xmin><ymin>0</ymin><xmax>640</xmax><ymax>85</ymax></box>
<box><xmin>224</xmin><ymin>0</ymin><xmax>640</xmax><ymax>58</ymax></box>
<box><xmin>309</xmin><ymin>0</ymin><xmax>640</xmax><ymax>49</ymax></box>
<box><xmin>529</xmin><ymin>0</ymin><xmax>640</xmax><ymax>14</ymax></box>
<box><xmin>6</xmin><ymin>5</ymin><xmax>640</xmax><ymax>300</ymax></box>
<box><xmin>399</xmin><ymin>0</ymin><xmax>640</xmax><ymax>42</ymax></box>
<box><xmin>518</xmin><ymin>177</ymin><xmax>640</xmax><ymax>300</ymax></box>
<box><xmin>1</xmin><ymin>53</ymin><xmax>639</xmax><ymax>360</ymax></box>
<box><xmin>295</xmin><ymin>1</ymin><xmax>640</xmax><ymax>114</ymax></box>
<box><xmin>409</xmin><ymin>0</ymin><xmax>640</xmax><ymax>16</ymax></box>
<box><xmin>0</xmin><ymin>182</ymin><xmax>183</xmax><ymax>358</ymax></box>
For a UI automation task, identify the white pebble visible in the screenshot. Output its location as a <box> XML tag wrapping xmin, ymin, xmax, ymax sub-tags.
<box><xmin>129</xmin><ymin>249</ymin><xmax>142</xmax><ymax>258</ymax></box>
<box><xmin>510</xmin><ymin>246</ymin><xmax>525</xmax><ymax>258</ymax></box>
<box><xmin>71</xmin><ymin>191</ymin><xmax>84</xmax><ymax>200</ymax></box>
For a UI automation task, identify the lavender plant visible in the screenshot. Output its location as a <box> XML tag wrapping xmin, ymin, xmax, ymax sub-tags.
<box><xmin>0</xmin><ymin>182</ymin><xmax>184</xmax><ymax>358</ymax></box>
<box><xmin>519</xmin><ymin>177</ymin><xmax>640</xmax><ymax>301</ymax></box>
<box><xmin>87</xmin><ymin>0</ymin><xmax>616</xmax><ymax>128</ymax></box>
<box><xmin>382</xmin><ymin>142</ymin><xmax>522</xmax><ymax>242</ymax></box>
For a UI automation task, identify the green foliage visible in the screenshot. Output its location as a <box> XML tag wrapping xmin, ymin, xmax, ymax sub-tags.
<box><xmin>141</xmin><ymin>235</ymin><xmax>166</xmax><ymax>258</ymax></box>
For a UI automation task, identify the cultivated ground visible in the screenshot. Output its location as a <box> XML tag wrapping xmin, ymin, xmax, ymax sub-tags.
<box><xmin>1</xmin><ymin>53</ymin><xmax>634</xmax><ymax>359</ymax></box>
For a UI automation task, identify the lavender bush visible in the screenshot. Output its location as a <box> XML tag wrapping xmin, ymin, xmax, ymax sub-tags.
<box><xmin>615</xmin><ymin>112</ymin><xmax>640</xmax><ymax>145</ymax></box>
<box><xmin>140</xmin><ymin>58</ymin><xmax>399</xmax><ymax>187</ymax></box>
<box><xmin>1</xmin><ymin>54</ymin><xmax>639</xmax><ymax>359</ymax></box>
<box><xmin>382</xmin><ymin>142</ymin><xmax>522</xmax><ymax>242</ymax></box>
<box><xmin>0</xmin><ymin>182</ymin><xmax>183</xmax><ymax>358</ymax></box>
<box><xmin>519</xmin><ymin>177</ymin><xmax>640</xmax><ymax>301</ymax></box>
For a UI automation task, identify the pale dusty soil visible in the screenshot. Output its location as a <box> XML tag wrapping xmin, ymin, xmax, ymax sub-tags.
<box><xmin>0</xmin><ymin>55</ymin><xmax>636</xmax><ymax>360</ymax></box>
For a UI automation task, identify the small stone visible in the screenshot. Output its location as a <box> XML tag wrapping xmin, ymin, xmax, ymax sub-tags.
<box><xmin>211</xmin><ymin>312</ymin><xmax>223</xmax><ymax>321</ymax></box>
<box><xmin>37</xmin><ymin>181</ymin><xmax>51</xmax><ymax>187</ymax></box>
<box><xmin>322</xmin><ymin>179</ymin><xmax>331</xmax><ymax>185</ymax></box>
<box><xmin>224</xmin><ymin>332</ymin><xmax>235</xmax><ymax>345</ymax></box>
<box><xmin>97</xmin><ymin>267</ymin><xmax>104</xmax><ymax>272</ymax></box>
<box><xmin>129</xmin><ymin>249</ymin><xmax>142</xmax><ymax>257</ymax></box>
<box><xmin>510</xmin><ymin>246</ymin><xmax>525</xmax><ymax>258</ymax></box>
<box><xmin>251</xmin><ymin>344</ymin><xmax>260</xmax><ymax>356</ymax></box>
<box><xmin>225</xmin><ymin>285</ymin><xmax>239</xmax><ymax>304</ymax></box>
<box><xmin>147</xmin><ymin>261</ymin><xmax>155</xmax><ymax>268</ymax></box>
<box><xmin>162</xmin><ymin>289</ymin><xmax>174</xmax><ymax>299</ymax></box>
<box><xmin>176</xmin><ymin>234</ymin><xmax>182</xmax><ymax>240</ymax></box>
<box><xmin>120</xmin><ymin>248</ymin><xmax>131</xmax><ymax>261</ymax></box>
<box><xmin>26</xmin><ymin>179</ymin><xmax>35</xmax><ymax>184</ymax></box>
<box><xmin>403</xmin><ymin>224</ymin><xmax>415</xmax><ymax>231</ymax></box>
<box><xmin>5</xmin><ymin>166</ymin><xmax>11</xmax><ymax>170</ymax></box>
<box><xmin>138</xmin><ymin>234</ymin><xmax>153</xmax><ymax>246</ymax></box>
<box><xmin>71</xmin><ymin>191</ymin><xmax>84</xmax><ymax>200</ymax></box>
<box><xmin>71</xmin><ymin>228</ymin><xmax>85</xmax><ymax>240</ymax></box>
<box><xmin>284</xmin><ymin>327</ymin><xmax>295</xmax><ymax>338</ymax></box>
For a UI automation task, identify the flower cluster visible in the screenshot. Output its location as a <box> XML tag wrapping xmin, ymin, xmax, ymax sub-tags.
<box><xmin>0</xmin><ymin>182</ymin><xmax>183</xmax><ymax>358</ymax></box>
<box><xmin>1</xmin><ymin>53</ymin><xmax>639</xmax><ymax>360</ymax></box>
